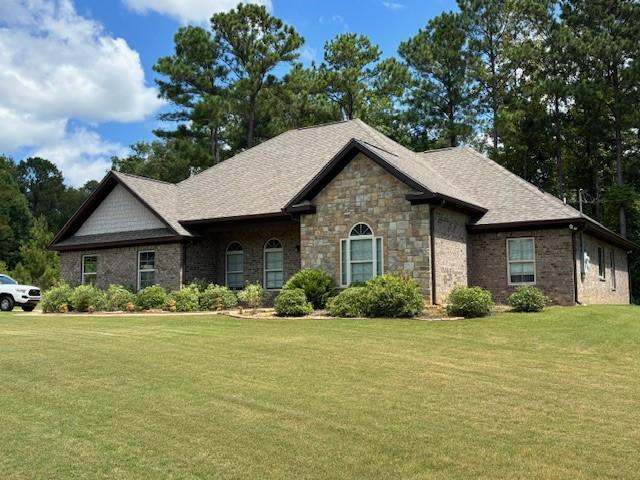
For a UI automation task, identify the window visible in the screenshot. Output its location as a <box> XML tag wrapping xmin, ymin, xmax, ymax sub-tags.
<box><xmin>0</xmin><ymin>275</ymin><xmax>17</xmax><ymax>285</ymax></box>
<box><xmin>138</xmin><ymin>251</ymin><xmax>155</xmax><ymax>290</ymax></box>
<box><xmin>610</xmin><ymin>250</ymin><xmax>617</xmax><ymax>290</ymax></box>
<box><xmin>597</xmin><ymin>246</ymin><xmax>606</xmax><ymax>280</ymax></box>
<box><xmin>340</xmin><ymin>223</ymin><xmax>383</xmax><ymax>286</ymax></box>
<box><xmin>226</xmin><ymin>242</ymin><xmax>244</xmax><ymax>289</ymax></box>
<box><xmin>507</xmin><ymin>238</ymin><xmax>535</xmax><ymax>284</ymax></box>
<box><xmin>82</xmin><ymin>255</ymin><xmax>97</xmax><ymax>285</ymax></box>
<box><xmin>264</xmin><ymin>239</ymin><xmax>284</xmax><ymax>290</ymax></box>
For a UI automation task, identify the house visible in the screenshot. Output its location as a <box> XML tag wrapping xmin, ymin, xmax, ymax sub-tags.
<box><xmin>50</xmin><ymin>119</ymin><xmax>634</xmax><ymax>305</ymax></box>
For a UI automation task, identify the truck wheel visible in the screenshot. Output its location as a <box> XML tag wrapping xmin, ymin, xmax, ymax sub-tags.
<box><xmin>0</xmin><ymin>295</ymin><xmax>14</xmax><ymax>312</ymax></box>
<box><xmin>21</xmin><ymin>305</ymin><xmax>35</xmax><ymax>312</ymax></box>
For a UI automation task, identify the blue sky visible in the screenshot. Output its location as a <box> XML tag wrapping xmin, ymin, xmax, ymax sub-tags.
<box><xmin>1</xmin><ymin>0</ymin><xmax>457</xmax><ymax>185</ymax></box>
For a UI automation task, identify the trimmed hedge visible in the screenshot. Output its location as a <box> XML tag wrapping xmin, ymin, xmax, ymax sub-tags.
<box><xmin>166</xmin><ymin>285</ymin><xmax>200</xmax><ymax>312</ymax></box>
<box><xmin>327</xmin><ymin>286</ymin><xmax>369</xmax><ymax>318</ymax></box>
<box><xmin>70</xmin><ymin>284</ymin><xmax>106</xmax><ymax>312</ymax></box>
<box><xmin>41</xmin><ymin>283</ymin><xmax>74</xmax><ymax>313</ymax></box>
<box><xmin>283</xmin><ymin>269</ymin><xmax>336</xmax><ymax>309</ymax></box>
<box><xmin>508</xmin><ymin>285</ymin><xmax>549</xmax><ymax>312</ymax></box>
<box><xmin>445</xmin><ymin>286</ymin><xmax>493</xmax><ymax>318</ymax></box>
<box><xmin>105</xmin><ymin>284</ymin><xmax>135</xmax><ymax>311</ymax></box>
<box><xmin>274</xmin><ymin>288</ymin><xmax>313</xmax><ymax>317</ymax></box>
<box><xmin>199</xmin><ymin>284</ymin><xmax>237</xmax><ymax>310</ymax></box>
<box><xmin>135</xmin><ymin>285</ymin><xmax>167</xmax><ymax>311</ymax></box>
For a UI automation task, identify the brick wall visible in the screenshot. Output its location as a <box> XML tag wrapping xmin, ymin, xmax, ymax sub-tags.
<box><xmin>59</xmin><ymin>242</ymin><xmax>183</xmax><ymax>291</ymax></box>
<box><xmin>300</xmin><ymin>153</ymin><xmax>432</xmax><ymax>297</ymax></box>
<box><xmin>469</xmin><ymin>228</ymin><xmax>576</xmax><ymax>305</ymax></box>
<box><xmin>576</xmin><ymin>232</ymin><xmax>629</xmax><ymax>304</ymax></box>
<box><xmin>433</xmin><ymin>207</ymin><xmax>469</xmax><ymax>304</ymax></box>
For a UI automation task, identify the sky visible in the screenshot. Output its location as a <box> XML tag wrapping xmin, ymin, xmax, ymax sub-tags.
<box><xmin>0</xmin><ymin>0</ymin><xmax>457</xmax><ymax>186</ymax></box>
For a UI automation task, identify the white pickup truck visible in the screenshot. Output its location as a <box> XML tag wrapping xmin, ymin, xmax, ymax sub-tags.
<box><xmin>0</xmin><ymin>274</ymin><xmax>41</xmax><ymax>312</ymax></box>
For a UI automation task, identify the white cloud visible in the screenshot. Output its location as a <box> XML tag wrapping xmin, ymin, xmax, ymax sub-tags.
<box><xmin>382</xmin><ymin>1</ymin><xmax>404</xmax><ymax>10</ymax></box>
<box><xmin>122</xmin><ymin>0</ymin><xmax>272</xmax><ymax>24</ymax></box>
<box><xmin>0</xmin><ymin>0</ymin><xmax>161</xmax><ymax>184</ymax></box>
<box><xmin>31</xmin><ymin>128</ymin><xmax>129</xmax><ymax>186</ymax></box>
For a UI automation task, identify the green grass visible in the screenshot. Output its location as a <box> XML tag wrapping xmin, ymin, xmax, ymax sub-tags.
<box><xmin>1</xmin><ymin>306</ymin><xmax>639</xmax><ymax>479</ymax></box>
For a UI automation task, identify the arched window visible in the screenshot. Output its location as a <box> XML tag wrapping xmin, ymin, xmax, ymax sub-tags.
<box><xmin>263</xmin><ymin>238</ymin><xmax>284</xmax><ymax>290</ymax></box>
<box><xmin>226</xmin><ymin>242</ymin><xmax>244</xmax><ymax>289</ymax></box>
<box><xmin>340</xmin><ymin>223</ymin><xmax>383</xmax><ymax>286</ymax></box>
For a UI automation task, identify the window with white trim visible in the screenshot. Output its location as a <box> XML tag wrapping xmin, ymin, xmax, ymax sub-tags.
<box><xmin>226</xmin><ymin>242</ymin><xmax>244</xmax><ymax>290</ymax></box>
<box><xmin>340</xmin><ymin>223</ymin><xmax>383</xmax><ymax>286</ymax></box>
<box><xmin>138</xmin><ymin>251</ymin><xmax>155</xmax><ymax>290</ymax></box>
<box><xmin>507</xmin><ymin>238</ymin><xmax>535</xmax><ymax>284</ymax></box>
<box><xmin>264</xmin><ymin>239</ymin><xmax>284</xmax><ymax>289</ymax></box>
<box><xmin>82</xmin><ymin>255</ymin><xmax>97</xmax><ymax>285</ymax></box>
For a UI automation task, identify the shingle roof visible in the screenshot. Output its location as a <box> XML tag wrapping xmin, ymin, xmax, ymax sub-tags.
<box><xmin>54</xmin><ymin>228</ymin><xmax>178</xmax><ymax>248</ymax></box>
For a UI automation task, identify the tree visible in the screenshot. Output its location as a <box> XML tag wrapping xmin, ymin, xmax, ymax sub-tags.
<box><xmin>154</xmin><ymin>25</ymin><xmax>229</xmax><ymax>165</ymax></box>
<box><xmin>211</xmin><ymin>3</ymin><xmax>303</xmax><ymax>148</ymax></box>
<box><xmin>399</xmin><ymin>12</ymin><xmax>475</xmax><ymax>148</ymax></box>
<box><xmin>12</xmin><ymin>216</ymin><xmax>59</xmax><ymax>290</ymax></box>
<box><xmin>0</xmin><ymin>156</ymin><xmax>33</xmax><ymax>269</ymax></box>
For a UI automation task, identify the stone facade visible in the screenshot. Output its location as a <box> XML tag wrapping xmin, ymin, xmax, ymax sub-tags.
<box><xmin>433</xmin><ymin>208</ymin><xmax>469</xmax><ymax>304</ymax></box>
<box><xmin>469</xmin><ymin>228</ymin><xmax>576</xmax><ymax>305</ymax></box>
<box><xmin>184</xmin><ymin>220</ymin><xmax>300</xmax><ymax>292</ymax></box>
<box><xmin>300</xmin><ymin>153</ymin><xmax>432</xmax><ymax>296</ymax></box>
<box><xmin>59</xmin><ymin>242</ymin><xmax>183</xmax><ymax>291</ymax></box>
<box><xmin>576</xmin><ymin>232</ymin><xmax>629</xmax><ymax>304</ymax></box>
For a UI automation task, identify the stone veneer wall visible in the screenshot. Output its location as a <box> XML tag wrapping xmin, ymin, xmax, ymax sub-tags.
<box><xmin>300</xmin><ymin>153</ymin><xmax>432</xmax><ymax>296</ymax></box>
<box><xmin>433</xmin><ymin>207</ymin><xmax>469</xmax><ymax>304</ymax></box>
<box><xmin>469</xmin><ymin>228</ymin><xmax>576</xmax><ymax>305</ymax></box>
<box><xmin>576</xmin><ymin>232</ymin><xmax>629</xmax><ymax>304</ymax></box>
<box><xmin>184</xmin><ymin>220</ymin><xmax>300</xmax><ymax>290</ymax></box>
<box><xmin>59</xmin><ymin>242</ymin><xmax>183</xmax><ymax>291</ymax></box>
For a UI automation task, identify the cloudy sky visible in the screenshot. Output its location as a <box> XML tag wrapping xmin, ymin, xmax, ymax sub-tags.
<box><xmin>0</xmin><ymin>0</ymin><xmax>455</xmax><ymax>185</ymax></box>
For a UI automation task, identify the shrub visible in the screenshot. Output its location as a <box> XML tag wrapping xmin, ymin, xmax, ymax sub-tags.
<box><xmin>166</xmin><ymin>285</ymin><xmax>200</xmax><ymax>312</ymax></box>
<box><xmin>136</xmin><ymin>285</ymin><xmax>167</xmax><ymax>311</ymax></box>
<box><xmin>364</xmin><ymin>274</ymin><xmax>424</xmax><ymax>318</ymax></box>
<box><xmin>187</xmin><ymin>278</ymin><xmax>209</xmax><ymax>292</ymax></box>
<box><xmin>199</xmin><ymin>284</ymin><xmax>237</xmax><ymax>310</ymax></box>
<box><xmin>105</xmin><ymin>284</ymin><xmax>135</xmax><ymax>311</ymax></box>
<box><xmin>237</xmin><ymin>283</ymin><xmax>265</xmax><ymax>310</ymax></box>
<box><xmin>41</xmin><ymin>283</ymin><xmax>74</xmax><ymax>313</ymax></box>
<box><xmin>327</xmin><ymin>287</ymin><xmax>369</xmax><ymax>318</ymax></box>
<box><xmin>283</xmin><ymin>269</ymin><xmax>336</xmax><ymax>309</ymax></box>
<box><xmin>508</xmin><ymin>285</ymin><xmax>549</xmax><ymax>312</ymax></box>
<box><xmin>445</xmin><ymin>286</ymin><xmax>494</xmax><ymax>318</ymax></box>
<box><xmin>70</xmin><ymin>284</ymin><xmax>107</xmax><ymax>312</ymax></box>
<box><xmin>274</xmin><ymin>288</ymin><xmax>313</xmax><ymax>317</ymax></box>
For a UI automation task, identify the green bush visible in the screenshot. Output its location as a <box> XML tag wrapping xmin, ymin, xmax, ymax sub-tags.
<box><xmin>237</xmin><ymin>283</ymin><xmax>265</xmax><ymax>310</ymax></box>
<box><xmin>327</xmin><ymin>287</ymin><xmax>369</xmax><ymax>318</ymax></box>
<box><xmin>104</xmin><ymin>284</ymin><xmax>135</xmax><ymax>311</ymax></box>
<box><xmin>446</xmin><ymin>286</ymin><xmax>494</xmax><ymax>318</ymax></box>
<box><xmin>136</xmin><ymin>285</ymin><xmax>167</xmax><ymax>310</ymax></box>
<box><xmin>199</xmin><ymin>284</ymin><xmax>237</xmax><ymax>310</ymax></box>
<box><xmin>187</xmin><ymin>278</ymin><xmax>209</xmax><ymax>292</ymax></box>
<box><xmin>364</xmin><ymin>274</ymin><xmax>424</xmax><ymax>318</ymax></box>
<box><xmin>508</xmin><ymin>285</ymin><xmax>549</xmax><ymax>312</ymax></box>
<box><xmin>41</xmin><ymin>283</ymin><xmax>74</xmax><ymax>313</ymax></box>
<box><xmin>70</xmin><ymin>284</ymin><xmax>107</xmax><ymax>312</ymax></box>
<box><xmin>166</xmin><ymin>285</ymin><xmax>200</xmax><ymax>312</ymax></box>
<box><xmin>283</xmin><ymin>269</ymin><xmax>336</xmax><ymax>309</ymax></box>
<box><xmin>274</xmin><ymin>288</ymin><xmax>313</xmax><ymax>317</ymax></box>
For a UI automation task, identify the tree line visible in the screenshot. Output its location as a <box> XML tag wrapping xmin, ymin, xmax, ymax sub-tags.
<box><xmin>1</xmin><ymin>0</ymin><xmax>639</xmax><ymax>297</ymax></box>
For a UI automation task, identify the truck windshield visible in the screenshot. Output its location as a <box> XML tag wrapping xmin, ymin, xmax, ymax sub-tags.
<box><xmin>0</xmin><ymin>275</ymin><xmax>17</xmax><ymax>285</ymax></box>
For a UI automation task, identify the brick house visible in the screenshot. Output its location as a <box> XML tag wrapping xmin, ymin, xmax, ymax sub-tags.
<box><xmin>50</xmin><ymin>119</ymin><xmax>634</xmax><ymax>305</ymax></box>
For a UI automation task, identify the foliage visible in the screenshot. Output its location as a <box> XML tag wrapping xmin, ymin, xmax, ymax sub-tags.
<box><xmin>166</xmin><ymin>285</ymin><xmax>200</xmax><ymax>312</ymax></box>
<box><xmin>508</xmin><ymin>285</ymin><xmax>550</xmax><ymax>312</ymax></box>
<box><xmin>363</xmin><ymin>274</ymin><xmax>424</xmax><ymax>318</ymax></box>
<box><xmin>11</xmin><ymin>216</ymin><xmax>59</xmax><ymax>290</ymax></box>
<box><xmin>136</xmin><ymin>285</ymin><xmax>168</xmax><ymax>311</ymax></box>
<box><xmin>69</xmin><ymin>285</ymin><xmax>107</xmax><ymax>313</ymax></box>
<box><xmin>237</xmin><ymin>282</ymin><xmax>266</xmax><ymax>310</ymax></box>
<box><xmin>199</xmin><ymin>284</ymin><xmax>238</xmax><ymax>310</ymax></box>
<box><xmin>105</xmin><ymin>284</ymin><xmax>136</xmax><ymax>312</ymax></box>
<box><xmin>283</xmin><ymin>269</ymin><xmax>337</xmax><ymax>309</ymax></box>
<box><xmin>445</xmin><ymin>286</ymin><xmax>494</xmax><ymax>318</ymax></box>
<box><xmin>0</xmin><ymin>156</ymin><xmax>33</xmax><ymax>269</ymax></box>
<box><xmin>187</xmin><ymin>278</ymin><xmax>210</xmax><ymax>292</ymax></box>
<box><xmin>326</xmin><ymin>287</ymin><xmax>370</xmax><ymax>318</ymax></box>
<box><xmin>40</xmin><ymin>283</ymin><xmax>74</xmax><ymax>313</ymax></box>
<box><xmin>274</xmin><ymin>288</ymin><xmax>313</xmax><ymax>317</ymax></box>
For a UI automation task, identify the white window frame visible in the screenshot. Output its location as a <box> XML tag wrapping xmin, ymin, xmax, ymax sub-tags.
<box><xmin>506</xmin><ymin>237</ymin><xmax>536</xmax><ymax>286</ymax></box>
<box><xmin>263</xmin><ymin>238</ymin><xmax>284</xmax><ymax>290</ymax></box>
<box><xmin>340</xmin><ymin>223</ymin><xmax>383</xmax><ymax>287</ymax></box>
<box><xmin>82</xmin><ymin>255</ymin><xmax>98</xmax><ymax>285</ymax></box>
<box><xmin>137</xmin><ymin>250</ymin><xmax>156</xmax><ymax>291</ymax></box>
<box><xmin>225</xmin><ymin>241</ymin><xmax>244</xmax><ymax>290</ymax></box>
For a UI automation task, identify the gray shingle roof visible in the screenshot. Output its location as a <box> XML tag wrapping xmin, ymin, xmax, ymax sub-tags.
<box><xmin>54</xmin><ymin>228</ymin><xmax>178</xmax><ymax>248</ymax></box>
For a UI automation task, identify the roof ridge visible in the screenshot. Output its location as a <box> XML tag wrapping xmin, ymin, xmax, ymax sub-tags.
<box><xmin>113</xmin><ymin>170</ymin><xmax>177</xmax><ymax>187</ymax></box>
<box><xmin>419</xmin><ymin>146</ymin><xmax>459</xmax><ymax>154</ymax></box>
<box><xmin>296</xmin><ymin>119</ymin><xmax>351</xmax><ymax>130</ymax></box>
<box><xmin>358</xmin><ymin>139</ymin><xmax>399</xmax><ymax>157</ymax></box>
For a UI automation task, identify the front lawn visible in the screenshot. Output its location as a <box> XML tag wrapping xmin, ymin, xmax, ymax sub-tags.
<box><xmin>1</xmin><ymin>306</ymin><xmax>639</xmax><ymax>479</ymax></box>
